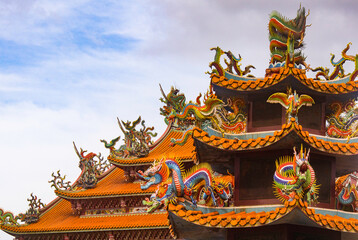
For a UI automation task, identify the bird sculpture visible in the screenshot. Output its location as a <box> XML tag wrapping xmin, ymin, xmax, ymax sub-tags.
<box><xmin>267</xmin><ymin>88</ymin><xmax>315</xmax><ymax>124</ymax></box>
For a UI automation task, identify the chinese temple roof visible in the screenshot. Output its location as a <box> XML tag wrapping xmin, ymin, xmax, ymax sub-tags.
<box><xmin>108</xmin><ymin>128</ymin><xmax>196</xmax><ymax>166</ymax></box>
<box><xmin>169</xmin><ymin>196</ymin><xmax>358</xmax><ymax>233</ymax></box>
<box><xmin>211</xmin><ymin>67</ymin><xmax>358</xmax><ymax>95</ymax></box>
<box><xmin>193</xmin><ymin>117</ymin><xmax>358</xmax><ymax>155</ymax></box>
<box><xmin>55</xmin><ymin>167</ymin><xmax>155</xmax><ymax>199</ymax></box>
<box><xmin>1</xmin><ymin>198</ymin><xmax>169</xmax><ymax>235</ymax></box>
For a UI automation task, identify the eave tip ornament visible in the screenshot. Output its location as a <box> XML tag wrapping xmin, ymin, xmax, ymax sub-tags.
<box><xmin>267</xmin><ymin>88</ymin><xmax>314</xmax><ymax>124</ymax></box>
<box><xmin>273</xmin><ymin>146</ymin><xmax>319</xmax><ymax>206</ymax></box>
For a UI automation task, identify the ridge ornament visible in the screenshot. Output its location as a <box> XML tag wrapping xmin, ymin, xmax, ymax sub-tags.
<box><xmin>267</xmin><ymin>88</ymin><xmax>314</xmax><ymax>124</ymax></box>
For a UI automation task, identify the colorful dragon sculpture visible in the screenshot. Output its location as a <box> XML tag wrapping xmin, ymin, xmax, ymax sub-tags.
<box><xmin>159</xmin><ymin>85</ymin><xmax>189</xmax><ymax>127</ymax></box>
<box><xmin>101</xmin><ymin>116</ymin><xmax>157</xmax><ymax>158</ymax></box>
<box><xmin>310</xmin><ymin>43</ymin><xmax>358</xmax><ymax>81</ymax></box>
<box><xmin>335</xmin><ymin>171</ymin><xmax>358</xmax><ymax>212</ymax></box>
<box><xmin>137</xmin><ymin>158</ymin><xmax>234</xmax><ymax>213</ymax></box>
<box><xmin>159</xmin><ymin>86</ymin><xmax>247</xmax><ymax>145</ymax></box>
<box><xmin>273</xmin><ymin>146</ymin><xmax>319</xmax><ymax>206</ymax></box>
<box><xmin>0</xmin><ymin>194</ymin><xmax>45</xmax><ymax>225</ymax></box>
<box><xmin>0</xmin><ymin>209</ymin><xmax>24</xmax><ymax>226</ymax></box>
<box><xmin>326</xmin><ymin>100</ymin><xmax>358</xmax><ymax>140</ymax></box>
<box><xmin>208</xmin><ymin>46</ymin><xmax>255</xmax><ymax>77</ymax></box>
<box><xmin>269</xmin><ymin>6</ymin><xmax>308</xmax><ymax>65</ymax></box>
<box><xmin>267</xmin><ymin>88</ymin><xmax>315</xmax><ymax>123</ymax></box>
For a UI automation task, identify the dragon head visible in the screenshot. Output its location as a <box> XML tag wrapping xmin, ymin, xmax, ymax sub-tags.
<box><xmin>212</xmin><ymin>175</ymin><xmax>234</xmax><ymax>206</ymax></box>
<box><xmin>159</xmin><ymin>85</ymin><xmax>186</xmax><ymax>122</ymax></box>
<box><xmin>342</xmin><ymin>171</ymin><xmax>358</xmax><ymax>199</ymax></box>
<box><xmin>137</xmin><ymin>159</ymin><xmax>169</xmax><ymax>190</ymax></box>
<box><xmin>293</xmin><ymin>145</ymin><xmax>310</xmax><ymax>174</ymax></box>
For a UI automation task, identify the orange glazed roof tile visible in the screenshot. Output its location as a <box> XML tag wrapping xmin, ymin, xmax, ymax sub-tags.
<box><xmin>1</xmin><ymin>199</ymin><xmax>169</xmax><ymax>234</ymax></box>
<box><xmin>211</xmin><ymin>67</ymin><xmax>358</xmax><ymax>94</ymax></box>
<box><xmin>55</xmin><ymin>167</ymin><xmax>155</xmax><ymax>199</ymax></box>
<box><xmin>193</xmin><ymin>118</ymin><xmax>358</xmax><ymax>155</ymax></box>
<box><xmin>108</xmin><ymin>129</ymin><xmax>196</xmax><ymax>166</ymax></box>
<box><xmin>169</xmin><ymin>197</ymin><xmax>358</xmax><ymax>232</ymax></box>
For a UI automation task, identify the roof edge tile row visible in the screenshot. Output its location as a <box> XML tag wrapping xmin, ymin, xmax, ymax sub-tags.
<box><xmin>193</xmin><ymin>118</ymin><xmax>358</xmax><ymax>155</ymax></box>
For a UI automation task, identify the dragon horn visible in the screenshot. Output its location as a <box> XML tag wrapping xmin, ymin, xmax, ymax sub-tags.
<box><xmin>306</xmin><ymin>148</ymin><xmax>310</xmax><ymax>160</ymax></box>
<box><xmin>73</xmin><ymin>142</ymin><xmax>82</xmax><ymax>160</ymax></box>
<box><xmin>159</xmin><ymin>84</ymin><xmax>170</xmax><ymax>103</ymax></box>
<box><xmin>117</xmin><ymin>117</ymin><xmax>126</xmax><ymax>134</ymax></box>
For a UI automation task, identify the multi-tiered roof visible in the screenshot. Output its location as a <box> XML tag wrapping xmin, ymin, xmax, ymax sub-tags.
<box><xmin>1</xmin><ymin>6</ymin><xmax>358</xmax><ymax>240</ymax></box>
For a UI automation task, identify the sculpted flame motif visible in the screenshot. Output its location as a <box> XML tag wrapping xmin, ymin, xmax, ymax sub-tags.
<box><xmin>101</xmin><ymin>116</ymin><xmax>157</xmax><ymax>158</ymax></box>
<box><xmin>24</xmin><ymin>193</ymin><xmax>45</xmax><ymax>224</ymax></box>
<box><xmin>335</xmin><ymin>171</ymin><xmax>358</xmax><ymax>212</ymax></box>
<box><xmin>137</xmin><ymin>158</ymin><xmax>234</xmax><ymax>213</ymax></box>
<box><xmin>326</xmin><ymin>100</ymin><xmax>358</xmax><ymax>141</ymax></box>
<box><xmin>273</xmin><ymin>147</ymin><xmax>319</xmax><ymax>206</ymax></box>
<box><xmin>267</xmin><ymin>88</ymin><xmax>314</xmax><ymax>124</ymax></box>
<box><xmin>269</xmin><ymin>6</ymin><xmax>308</xmax><ymax>65</ymax></box>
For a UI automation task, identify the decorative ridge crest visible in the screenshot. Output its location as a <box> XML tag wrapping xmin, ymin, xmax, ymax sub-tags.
<box><xmin>23</xmin><ymin>193</ymin><xmax>45</xmax><ymax>224</ymax></box>
<box><xmin>310</xmin><ymin>43</ymin><xmax>358</xmax><ymax>81</ymax></box>
<box><xmin>101</xmin><ymin>116</ymin><xmax>157</xmax><ymax>159</ymax></box>
<box><xmin>207</xmin><ymin>46</ymin><xmax>255</xmax><ymax>77</ymax></box>
<box><xmin>0</xmin><ymin>209</ymin><xmax>24</xmax><ymax>226</ymax></box>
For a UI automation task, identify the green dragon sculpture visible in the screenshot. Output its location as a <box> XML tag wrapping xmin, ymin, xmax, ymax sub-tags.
<box><xmin>273</xmin><ymin>146</ymin><xmax>319</xmax><ymax>206</ymax></box>
<box><xmin>0</xmin><ymin>209</ymin><xmax>24</xmax><ymax>226</ymax></box>
<box><xmin>159</xmin><ymin>85</ymin><xmax>187</xmax><ymax>126</ymax></box>
<box><xmin>326</xmin><ymin>100</ymin><xmax>358</xmax><ymax>141</ymax></box>
<box><xmin>159</xmin><ymin>86</ymin><xmax>247</xmax><ymax>145</ymax></box>
<box><xmin>208</xmin><ymin>46</ymin><xmax>255</xmax><ymax>77</ymax></box>
<box><xmin>224</xmin><ymin>50</ymin><xmax>255</xmax><ymax>76</ymax></box>
<box><xmin>311</xmin><ymin>43</ymin><xmax>358</xmax><ymax>81</ymax></box>
<box><xmin>269</xmin><ymin>6</ymin><xmax>308</xmax><ymax>65</ymax></box>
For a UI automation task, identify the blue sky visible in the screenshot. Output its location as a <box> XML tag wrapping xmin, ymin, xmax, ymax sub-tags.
<box><xmin>1</xmin><ymin>0</ymin><xmax>358</xmax><ymax>239</ymax></box>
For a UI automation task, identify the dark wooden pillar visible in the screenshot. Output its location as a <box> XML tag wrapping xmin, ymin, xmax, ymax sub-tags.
<box><xmin>321</xmin><ymin>102</ymin><xmax>326</xmax><ymax>135</ymax></box>
<box><xmin>234</xmin><ymin>157</ymin><xmax>240</xmax><ymax>206</ymax></box>
<box><xmin>247</xmin><ymin>101</ymin><xmax>253</xmax><ymax>131</ymax></box>
<box><xmin>330</xmin><ymin>157</ymin><xmax>336</xmax><ymax>209</ymax></box>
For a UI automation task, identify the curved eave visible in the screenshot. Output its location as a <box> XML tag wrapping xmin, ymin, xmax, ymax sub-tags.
<box><xmin>108</xmin><ymin>128</ymin><xmax>196</xmax><ymax>167</ymax></box>
<box><xmin>168</xmin><ymin>198</ymin><xmax>358</xmax><ymax>233</ymax></box>
<box><xmin>54</xmin><ymin>167</ymin><xmax>154</xmax><ymax>200</ymax></box>
<box><xmin>0</xmin><ymin>198</ymin><xmax>169</xmax><ymax>235</ymax></box>
<box><xmin>193</xmin><ymin>118</ymin><xmax>358</xmax><ymax>155</ymax></box>
<box><xmin>55</xmin><ymin>189</ymin><xmax>153</xmax><ymax>200</ymax></box>
<box><xmin>211</xmin><ymin>68</ymin><xmax>358</xmax><ymax>95</ymax></box>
